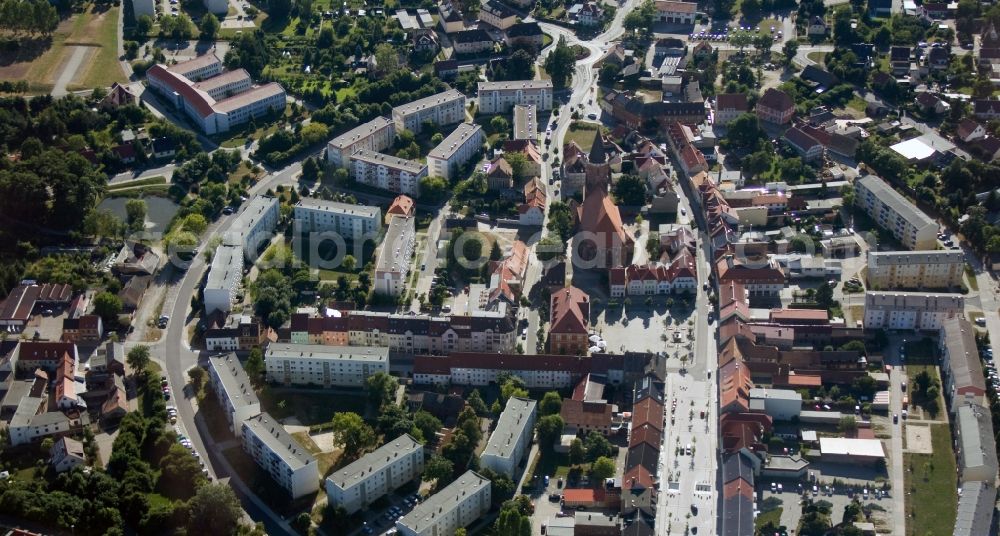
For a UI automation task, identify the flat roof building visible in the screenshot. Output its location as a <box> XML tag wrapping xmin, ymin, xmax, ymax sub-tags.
<box><xmin>207</xmin><ymin>353</ymin><xmax>261</xmax><ymax>435</ymax></box>
<box><xmin>480</xmin><ymin>397</ymin><xmax>537</xmax><ymax>478</ymax></box>
<box><xmin>350</xmin><ymin>150</ymin><xmax>427</xmax><ymax>197</ymax></box>
<box><xmin>374</xmin><ymin>215</ymin><xmax>416</xmax><ymax>297</ymax></box>
<box><xmin>478</xmin><ymin>80</ymin><xmax>554</xmax><ymax>114</ymax></box>
<box><xmin>326</xmin><ymin>433</ymin><xmax>423</xmax><ymax>514</ymax></box>
<box><xmin>395</xmin><ymin>470</ymin><xmax>491</xmax><ymax>536</ymax></box>
<box><xmin>241</xmin><ymin>412</ymin><xmax>319</xmax><ymax>499</ymax></box>
<box><xmin>818</xmin><ymin>437</ymin><xmax>886</xmax><ymax>464</ymax></box>
<box><xmin>224</xmin><ymin>195</ymin><xmax>280</xmax><ymax>261</ymax></box>
<box><xmin>512</xmin><ymin>104</ymin><xmax>537</xmax><ymax>141</ymax></box>
<box><xmin>326</xmin><ymin>117</ymin><xmax>396</xmax><ymax>168</ymax></box>
<box><xmin>204</xmin><ymin>244</ymin><xmax>243</xmax><ymax>315</ymax></box>
<box><xmin>391</xmin><ymin>89</ymin><xmax>466</xmax><ymax>134</ymax></box>
<box><xmin>867</xmin><ymin>250</ymin><xmax>964</xmax><ymax>290</ymax></box>
<box><xmin>863</xmin><ymin>291</ymin><xmax>964</xmax><ymax>331</ymax></box>
<box><xmin>264</xmin><ymin>343</ymin><xmax>390</xmax><ymax>387</ymax></box>
<box><xmin>855</xmin><ymin>175</ymin><xmax>937</xmax><ymax>250</ymax></box>
<box><xmin>293</xmin><ymin>198</ymin><xmax>382</xmax><ymax>239</ymax></box>
<box><xmin>426</xmin><ymin>122</ymin><xmax>485</xmax><ymax>181</ymax></box>
<box><xmin>939</xmin><ymin>318</ymin><xmax>987</xmax><ymax>407</ymax></box>
<box><xmin>955</xmin><ymin>402</ymin><xmax>998</xmax><ymax>483</ymax></box>
<box><xmin>748</xmin><ymin>388</ymin><xmax>802</xmax><ymax>421</ymax></box>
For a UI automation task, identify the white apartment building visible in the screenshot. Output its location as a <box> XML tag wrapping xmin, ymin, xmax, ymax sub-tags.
<box><xmin>350</xmin><ymin>150</ymin><xmax>427</xmax><ymax>197</ymax></box>
<box><xmin>224</xmin><ymin>195</ymin><xmax>280</xmax><ymax>261</ymax></box>
<box><xmin>207</xmin><ymin>353</ymin><xmax>261</xmax><ymax>435</ymax></box>
<box><xmin>477</xmin><ymin>80</ymin><xmax>554</xmax><ymax>114</ymax></box>
<box><xmin>427</xmin><ymin>122</ymin><xmax>485</xmax><ymax>181</ymax></box>
<box><xmin>480</xmin><ymin>397</ymin><xmax>537</xmax><ymax>478</ymax></box>
<box><xmin>512</xmin><ymin>104</ymin><xmax>537</xmax><ymax>141</ymax></box>
<box><xmin>654</xmin><ymin>0</ymin><xmax>697</xmax><ymax>23</ymax></box>
<box><xmin>264</xmin><ymin>343</ymin><xmax>390</xmax><ymax>387</ymax></box>
<box><xmin>391</xmin><ymin>89</ymin><xmax>466</xmax><ymax>134</ymax></box>
<box><xmin>326</xmin><ymin>117</ymin><xmax>396</xmax><ymax>168</ymax></box>
<box><xmin>396</xmin><ymin>470</ymin><xmax>491</xmax><ymax>536</ymax></box>
<box><xmin>862</xmin><ymin>291</ymin><xmax>964</xmax><ymax>330</ymax></box>
<box><xmin>294</xmin><ymin>198</ymin><xmax>382</xmax><ymax>240</ymax></box>
<box><xmin>866</xmin><ymin>250</ymin><xmax>964</xmax><ymax>290</ymax></box>
<box><xmin>855</xmin><ymin>175</ymin><xmax>938</xmax><ymax>250</ymax></box>
<box><xmin>146</xmin><ymin>54</ymin><xmax>285</xmax><ymax>135</ymax></box>
<box><xmin>955</xmin><ymin>402</ymin><xmax>998</xmax><ymax>483</ymax></box>
<box><xmin>326</xmin><ymin>434</ymin><xmax>424</xmax><ymax>514</ymax></box>
<box><xmin>203</xmin><ymin>244</ymin><xmax>243</xmax><ymax>315</ymax></box>
<box><xmin>241</xmin><ymin>412</ymin><xmax>320</xmax><ymax>499</ymax></box>
<box><xmin>375</xmin><ymin>216</ymin><xmax>416</xmax><ymax>297</ymax></box>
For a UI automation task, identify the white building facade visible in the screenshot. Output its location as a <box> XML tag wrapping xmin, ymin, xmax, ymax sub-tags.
<box><xmin>391</xmin><ymin>89</ymin><xmax>466</xmax><ymax>134</ymax></box>
<box><xmin>480</xmin><ymin>397</ymin><xmax>537</xmax><ymax>478</ymax></box>
<box><xmin>350</xmin><ymin>150</ymin><xmax>427</xmax><ymax>197</ymax></box>
<box><xmin>207</xmin><ymin>353</ymin><xmax>261</xmax><ymax>435</ymax></box>
<box><xmin>862</xmin><ymin>291</ymin><xmax>964</xmax><ymax>330</ymax></box>
<box><xmin>326</xmin><ymin>434</ymin><xmax>424</xmax><ymax>514</ymax></box>
<box><xmin>427</xmin><ymin>123</ymin><xmax>485</xmax><ymax>181</ymax></box>
<box><xmin>264</xmin><ymin>343</ymin><xmax>390</xmax><ymax>387</ymax></box>
<box><xmin>294</xmin><ymin>198</ymin><xmax>382</xmax><ymax>239</ymax></box>
<box><xmin>241</xmin><ymin>412</ymin><xmax>320</xmax><ymax>499</ymax></box>
<box><xmin>375</xmin><ymin>216</ymin><xmax>416</xmax><ymax>296</ymax></box>
<box><xmin>477</xmin><ymin>80</ymin><xmax>554</xmax><ymax>114</ymax></box>
<box><xmin>203</xmin><ymin>244</ymin><xmax>243</xmax><ymax>315</ymax></box>
<box><xmin>396</xmin><ymin>470</ymin><xmax>491</xmax><ymax>536</ymax></box>
<box><xmin>326</xmin><ymin>117</ymin><xmax>396</xmax><ymax>168</ymax></box>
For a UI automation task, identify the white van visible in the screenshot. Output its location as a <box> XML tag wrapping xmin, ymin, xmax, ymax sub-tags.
<box><xmin>685</xmin><ymin>444</ymin><xmax>692</xmax><ymax>455</ymax></box>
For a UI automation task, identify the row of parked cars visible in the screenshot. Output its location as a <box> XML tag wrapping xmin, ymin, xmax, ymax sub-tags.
<box><xmin>984</xmin><ymin>346</ymin><xmax>997</xmax><ymax>391</ymax></box>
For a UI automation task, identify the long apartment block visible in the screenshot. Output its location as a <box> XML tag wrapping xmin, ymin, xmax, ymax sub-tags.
<box><xmin>241</xmin><ymin>412</ymin><xmax>320</xmax><ymax>499</ymax></box>
<box><xmin>477</xmin><ymin>80</ymin><xmax>554</xmax><ymax>114</ymax></box>
<box><xmin>375</xmin><ymin>215</ymin><xmax>416</xmax><ymax>297</ymax></box>
<box><xmin>866</xmin><ymin>249</ymin><xmax>964</xmax><ymax>290</ymax></box>
<box><xmin>854</xmin><ymin>175</ymin><xmax>937</xmax><ymax>250</ymax></box>
<box><xmin>427</xmin><ymin>122</ymin><xmax>485</xmax><ymax>181</ymax></box>
<box><xmin>293</xmin><ymin>198</ymin><xmax>382</xmax><ymax>238</ymax></box>
<box><xmin>326</xmin><ymin>116</ymin><xmax>396</xmax><ymax>168</ymax></box>
<box><xmin>207</xmin><ymin>353</ymin><xmax>261</xmax><ymax>435</ymax></box>
<box><xmin>325</xmin><ymin>434</ymin><xmax>424</xmax><ymax>514</ymax></box>
<box><xmin>862</xmin><ymin>290</ymin><xmax>964</xmax><ymax>330</ymax></box>
<box><xmin>204</xmin><ymin>244</ymin><xmax>243</xmax><ymax>315</ymax></box>
<box><xmin>263</xmin><ymin>343</ymin><xmax>390</xmax><ymax>387</ymax></box>
<box><xmin>395</xmin><ymin>470</ymin><xmax>491</xmax><ymax>536</ymax></box>
<box><xmin>223</xmin><ymin>195</ymin><xmax>280</xmax><ymax>261</ymax></box>
<box><xmin>350</xmin><ymin>150</ymin><xmax>427</xmax><ymax>197</ymax></box>
<box><xmin>480</xmin><ymin>397</ymin><xmax>537</xmax><ymax>478</ymax></box>
<box><xmin>391</xmin><ymin>89</ymin><xmax>466</xmax><ymax>134</ymax></box>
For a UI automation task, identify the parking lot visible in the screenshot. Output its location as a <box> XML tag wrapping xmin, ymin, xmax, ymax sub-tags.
<box><xmin>589</xmin><ymin>301</ymin><xmax>696</xmax><ymax>356</ymax></box>
<box><xmin>759</xmin><ymin>482</ymin><xmax>895</xmax><ymax>533</ymax></box>
<box><xmin>359</xmin><ymin>489</ymin><xmax>421</xmax><ymax>535</ymax></box>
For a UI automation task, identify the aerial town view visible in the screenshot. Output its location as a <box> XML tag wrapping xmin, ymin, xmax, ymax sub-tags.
<box><xmin>2</xmin><ymin>0</ymin><xmax>1000</xmax><ymax>534</ymax></box>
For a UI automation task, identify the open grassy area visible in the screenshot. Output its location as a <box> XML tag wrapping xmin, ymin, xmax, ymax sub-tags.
<box><xmin>291</xmin><ymin>431</ymin><xmax>343</xmax><ymax>478</ymax></box>
<box><xmin>965</xmin><ymin>265</ymin><xmax>979</xmax><ymax>291</ymax></box>
<box><xmin>754</xmin><ymin>507</ymin><xmax>784</xmax><ymax>531</ymax></box>
<box><xmin>73</xmin><ymin>4</ymin><xmax>126</xmax><ymax>90</ymax></box>
<box><xmin>807</xmin><ymin>51</ymin><xmax>827</xmax><ymax>64</ymax></box>
<box><xmin>564</xmin><ymin>123</ymin><xmax>601</xmax><ymax>152</ymax></box>
<box><xmin>903</xmin><ymin>423</ymin><xmax>957</xmax><ymax>536</ymax></box>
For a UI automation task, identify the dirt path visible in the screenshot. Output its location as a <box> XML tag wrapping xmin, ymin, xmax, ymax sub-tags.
<box><xmin>52</xmin><ymin>45</ymin><xmax>89</xmax><ymax>96</ymax></box>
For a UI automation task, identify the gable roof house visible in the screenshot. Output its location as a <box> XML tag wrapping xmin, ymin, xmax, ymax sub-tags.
<box><xmin>549</xmin><ymin>286</ymin><xmax>590</xmax><ymax>355</ymax></box>
<box><xmin>755</xmin><ymin>88</ymin><xmax>795</xmax><ymax>125</ymax></box>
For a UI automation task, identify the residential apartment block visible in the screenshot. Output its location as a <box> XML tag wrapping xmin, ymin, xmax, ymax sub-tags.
<box><xmin>326</xmin><ymin>434</ymin><xmax>424</xmax><ymax>514</ymax></box>
<box><xmin>375</xmin><ymin>216</ymin><xmax>416</xmax><ymax>297</ymax></box>
<box><xmin>412</xmin><ymin>352</ymin><xmax>634</xmax><ymax>387</ymax></box>
<box><xmin>146</xmin><ymin>54</ymin><xmax>286</xmax><ymax>135</ymax></box>
<box><xmin>264</xmin><ymin>343</ymin><xmax>390</xmax><ymax>387</ymax></box>
<box><xmin>939</xmin><ymin>318</ymin><xmax>987</xmax><ymax>407</ymax></box>
<box><xmin>350</xmin><ymin>150</ymin><xmax>427</xmax><ymax>197</ymax></box>
<box><xmin>396</xmin><ymin>470</ymin><xmax>491</xmax><ymax>536</ymax></box>
<box><xmin>480</xmin><ymin>397</ymin><xmax>537</xmax><ymax>478</ymax></box>
<box><xmin>224</xmin><ymin>195</ymin><xmax>280</xmax><ymax>261</ymax></box>
<box><xmin>427</xmin><ymin>122</ymin><xmax>485</xmax><ymax>181</ymax></box>
<box><xmin>855</xmin><ymin>175</ymin><xmax>937</xmax><ymax>250</ymax></box>
<box><xmin>955</xmin><ymin>481</ymin><xmax>997</xmax><ymax>536</ymax></box>
<box><xmin>207</xmin><ymin>353</ymin><xmax>261</xmax><ymax>435</ymax></box>
<box><xmin>955</xmin><ymin>402</ymin><xmax>998</xmax><ymax>483</ymax></box>
<box><xmin>866</xmin><ymin>250</ymin><xmax>964</xmax><ymax>289</ymax></box>
<box><xmin>862</xmin><ymin>291</ymin><xmax>964</xmax><ymax>330</ymax></box>
<box><xmin>203</xmin><ymin>244</ymin><xmax>243</xmax><ymax>315</ymax></box>
<box><xmin>293</xmin><ymin>198</ymin><xmax>382</xmax><ymax>239</ymax></box>
<box><xmin>477</xmin><ymin>80</ymin><xmax>554</xmax><ymax>114</ymax></box>
<box><xmin>391</xmin><ymin>89</ymin><xmax>466</xmax><ymax>134</ymax></box>
<box><xmin>326</xmin><ymin>116</ymin><xmax>396</xmax><ymax>168</ymax></box>
<box><xmin>241</xmin><ymin>412</ymin><xmax>320</xmax><ymax>498</ymax></box>
<box><xmin>287</xmin><ymin>306</ymin><xmax>517</xmax><ymax>355</ymax></box>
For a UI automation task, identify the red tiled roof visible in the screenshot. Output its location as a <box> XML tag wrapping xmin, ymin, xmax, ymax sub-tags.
<box><xmin>387</xmin><ymin>195</ymin><xmax>415</xmax><ymax>217</ymax></box>
<box><xmin>769</xmin><ymin>308</ymin><xmax>828</xmax><ymax>323</ymax></box>
<box><xmin>147</xmin><ymin>65</ymin><xmax>215</xmax><ymax>118</ymax></box>
<box><xmin>757</xmin><ymin>88</ymin><xmax>794</xmax><ymax>113</ymax></box>
<box><xmin>716</xmin><ymin>93</ymin><xmax>748</xmax><ymax>112</ymax></box>
<box><xmin>550</xmin><ymin>286</ymin><xmax>589</xmax><ymax>335</ymax></box>
<box><xmin>632</xmin><ymin>398</ymin><xmax>664</xmax><ymax>431</ymax></box>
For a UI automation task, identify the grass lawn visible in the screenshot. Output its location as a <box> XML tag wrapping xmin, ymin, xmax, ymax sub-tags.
<box><xmin>845</xmin><ymin>96</ymin><xmax>867</xmax><ymax>113</ymax></box>
<box><xmin>754</xmin><ymin>507</ymin><xmax>783</xmax><ymax>531</ymax></box>
<box><xmin>106</xmin><ymin>176</ymin><xmax>167</xmax><ymax>192</ymax></box>
<box><xmin>291</xmin><ymin>431</ymin><xmax>343</xmax><ymax>478</ymax></box>
<box><xmin>965</xmin><ymin>265</ymin><xmax>978</xmax><ymax>291</ymax></box>
<box><xmin>563</xmin><ymin>123</ymin><xmax>601</xmax><ymax>152</ymax></box>
<box><xmin>807</xmin><ymin>51</ymin><xmax>827</xmax><ymax>64</ymax></box>
<box><xmin>73</xmin><ymin>4</ymin><xmax>126</xmax><ymax>90</ymax></box>
<box><xmin>259</xmin><ymin>386</ymin><xmax>369</xmax><ymax>426</ymax></box>
<box><xmin>903</xmin><ymin>423</ymin><xmax>957</xmax><ymax>536</ymax></box>
<box><xmin>532</xmin><ymin>450</ymin><xmax>571</xmax><ymax>479</ymax></box>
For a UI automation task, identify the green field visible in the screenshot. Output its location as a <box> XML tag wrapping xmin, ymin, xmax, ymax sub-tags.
<box><xmin>903</xmin><ymin>423</ymin><xmax>957</xmax><ymax>536</ymax></box>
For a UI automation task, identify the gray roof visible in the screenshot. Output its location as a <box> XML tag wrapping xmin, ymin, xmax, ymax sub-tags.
<box><xmin>427</xmin><ymin>123</ymin><xmax>484</xmax><ymax>161</ymax></box>
<box><xmin>867</xmin><ymin>249</ymin><xmax>964</xmax><ymax>267</ymax></box>
<box><xmin>722</xmin><ymin>452</ymin><xmax>755</xmax><ymax>485</ymax></box>
<box><xmin>721</xmin><ymin>494</ymin><xmax>755</xmax><ymax>536</ymax></box>
<box><xmin>749</xmin><ymin>388</ymin><xmax>802</xmax><ymax>401</ymax></box>
<box><xmin>327</xmin><ymin>433</ymin><xmax>421</xmax><ymax>490</ymax></box>
<box><xmin>956</xmin><ymin>402</ymin><xmax>998</xmax><ymax>477</ymax></box>
<box><xmin>295</xmin><ymin>198</ymin><xmax>381</xmax><ymax>219</ymax></box>
<box><xmin>941</xmin><ymin>318</ymin><xmax>986</xmax><ymax>395</ymax></box>
<box><xmin>264</xmin><ymin>343</ymin><xmax>389</xmax><ymax>363</ymax></box>
<box><xmin>482</xmin><ymin>397</ymin><xmax>536</xmax><ymax>461</ymax></box>
<box><xmin>864</xmin><ymin>291</ymin><xmax>964</xmax><ymax>312</ymax></box>
<box><xmin>10</xmin><ymin>396</ymin><xmax>45</xmax><ymax>427</ymax></box>
<box><xmin>478</xmin><ymin>80</ymin><xmax>553</xmax><ymax>91</ymax></box>
<box><xmin>206</xmin><ymin>244</ymin><xmax>243</xmax><ymax>290</ymax></box>
<box><xmin>574</xmin><ymin>513</ymin><xmax>619</xmax><ymax>528</ymax></box>
<box><xmin>208</xmin><ymin>353</ymin><xmax>260</xmax><ymax>410</ymax></box>
<box><xmin>954</xmin><ymin>481</ymin><xmax>997</xmax><ymax>536</ymax></box>
<box><xmin>375</xmin><ymin>216</ymin><xmax>416</xmax><ymax>274</ymax></box>
<box><xmin>392</xmin><ymin>89</ymin><xmax>464</xmax><ymax>117</ymax></box>
<box><xmin>513</xmin><ymin>104</ymin><xmax>536</xmax><ymax>140</ymax></box>
<box><xmin>328</xmin><ymin>116</ymin><xmax>394</xmax><ymax>150</ymax></box>
<box><xmin>351</xmin><ymin>150</ymin><xmax>426</xmax><ymax>174</ymax></box>
<box><xmin>242</xmin><ymin>412</ymin><xmax>316</xmax><ymax>469</ymax></box>
<box><xmin>856</xmin><ymin>174</ymin><xmax>936</xmax><ymax>229</ymax></box>
<box><xmin>397</xmin><ymin>470</ymin><xmax>490</xmax><ymax>533</ymax></box>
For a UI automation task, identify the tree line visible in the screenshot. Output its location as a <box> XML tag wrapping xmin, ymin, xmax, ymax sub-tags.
<box><xmin>0</xmin><ymin>0</ymin><xmax>58</xmax><ymax>36</ymax></box>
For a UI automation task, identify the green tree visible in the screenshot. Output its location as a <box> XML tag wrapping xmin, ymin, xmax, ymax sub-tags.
<box><xmin>544</xmin><ymin>36</ymin><xmax>576</xmax><ymax>88</ymax></box>
<box><xmin>612</xmin><ymin>174</ymin><xmax>646</xmax><ymax>205</ymax></box>
<box><xmin>366</xmin><ymin>371</ymin><xmax>398</xmax><ymax>410</ymax></box>
<box><xmin>93</xmin><ymin>291</ymin><xmax>123</xmax><ymax>324</ymax></box>
<box><xmin>423</xmin><ymin>454</ymin><xmax>454</xmax><ymax>485</ymax></box>
<box><xmin>199</xmin><ymin>14</ymin><xmax>220</xmax><ymax>39</ymax></box>
<box><xmin>569</xmin><ymin>438</ymin><xmax>585</xmax><ymax>465</ymax></box>
<box><xmin>127</xmin><ymin>345</ymin><xmax>151</xmax><ymax>376</ymax></box>
<box><xmin>468</xmin><ymin>389</ymin><xmax>489</xmax><ymax>416</ymax></box>
<box><xmin>536</xmin><ymin>235</ymin><xmax>566</xmax><ymax>262</ymax></box>
<box><xmin>583</xmin><ymin>431</ymin><xmax>614</xmax><ymax>462</ymax></box>
<box><xmin>413</xmin><ymin>410</ymin><xmax>443</xmax><ymax>440</ymax></box>
<box><xmin>267</xmin><ymin>0</ymin><xmax>292</xmax><ymax>19</ymax></box>
<box><xmin>136</xmin><ymin>14</ymin><xmax>153</xmax><ymax>35</ymax></box>
<box><xmin>546</xmin><ymin>201</ymin><xmax>574</xmax><ymax>239</ymax></box>
<box><xmin>590</xmin><ymin>456</ymin><xmax>616</xmax><ymax>480</ymax></box>
<box><xmin>331</xmin><ymin>412</ymin><xmax>377</xmax><ymax>458</ymax></box>
<box><xmin>725</xmin><ymin>113</ymin><xmax>765</xmax><ymax>148</ymax></box>
<box><xmin>536</xmin><ymin>414</ymin><xmax>564</xmax><ymax>448</ymax></box>
<box><xmin>187</xmin><ymin>483</ymin><xmax>243</xmax><ymax>534</ymax></box>
<box><xmin>815</xmin><ymin>281</ymin><xmax>834</xmax><ymax>310</ymax></box>
<box><xmin>419</xmin><ymin>176</ymin><xmax>449</xmax><ymax>203</ymax></box>
<box><xmin>375</xmin><ymin>43</ymin><xmax>401</xmax><ymax>75</ymax></box>
<box><xmin>783</xmin><ymin>40</ymin><xmax>799</xmax><ymax>64</ymax></box>
<box><xmin>491</xmin><ymin>115</ymin><xmax>510</xmax><ymax>134</ymax></box>
<box><xmin>500</xmin><ymin>375</ymin><xmax>528</xmax><ymax>403</ymax></box>
<box><xmin>839</xmin><ymin>340</ymin><xmax>867</xmax><ymax>353</ymax></box>
<box><xmin>838</xmin><ymin>415</ymin><xmax>858</xmax><ymax>433</ymax></box>
<box><xmin>159</xmin><ymin>443</ymin><xmax>206</xmax><ymax>499</ymax></box>
<box><xmin>188</xmin><ymin>366</ymin><xmax>207</xmax><ymax>393</ymax></box>
<box><xmin>539</xmin><ymin>391</ymin><xmax>562</xmax><ymax>416</ymax></box>
<box><xmin>244</xmin><ymin>347</ymin><xmax>265</xmax><ymax>386</ymax></box>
